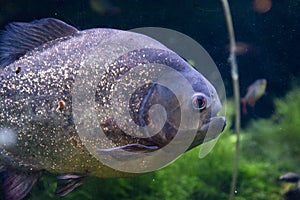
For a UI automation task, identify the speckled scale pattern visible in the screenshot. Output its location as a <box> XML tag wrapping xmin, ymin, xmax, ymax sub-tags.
<box><xmin>0</xmin><ymin>29</ymin><xmax>138</xmax><ymax>177</ymax></box>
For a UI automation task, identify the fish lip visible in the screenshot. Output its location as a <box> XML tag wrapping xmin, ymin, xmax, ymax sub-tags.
<box><xmin>187</xmin><ymin>116</ymin><xmax>226</xmax><ymax>151</ymax></box>
<box><xmin>199</xmin><ymin>116</ymin><xmax>226</xmax><ymax>134</ymax></box>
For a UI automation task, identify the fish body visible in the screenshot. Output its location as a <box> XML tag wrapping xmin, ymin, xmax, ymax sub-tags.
<box><xmin>0</xmin><ymin>18</ymin><xmax>225</xmax><ymax>199</ymax></box>
<box><xmin>241</xmin><ymin>79</ymin><xmax>267</xmax><ymax>114</ymax></box>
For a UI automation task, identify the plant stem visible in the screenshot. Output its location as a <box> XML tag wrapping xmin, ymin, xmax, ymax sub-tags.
<box><xmin>220</xmin><ymin>0</ymin><xmax>241</xmax><ymax>199</ymax></box>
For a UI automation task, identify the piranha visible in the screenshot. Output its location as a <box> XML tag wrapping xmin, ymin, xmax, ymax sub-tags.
<box><xmin>0</xmin><ymin>18</ymin><xmax>226</xmax><ymax>199</ymax></box>
<box><xmin>241</xmin><ymin>79</ymin><xmax>267</xmax><ymax>114</ymax></box>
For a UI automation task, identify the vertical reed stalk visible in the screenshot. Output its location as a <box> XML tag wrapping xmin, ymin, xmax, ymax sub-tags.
<box><xmin>220</xmin><ymin>0</ymin><xmax>241</xmax><ymax>199</ymax></box>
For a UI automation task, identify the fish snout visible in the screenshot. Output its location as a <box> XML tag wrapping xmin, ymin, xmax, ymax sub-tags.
<box><xmin>200</xmin><ymin>116</ymin><xmax>226</xmax><ymax>136</ymax></box>
<box><xmin>221</xmin><ymin>117</ymin><xmax>226</xmax><ymax>132</ymax></box>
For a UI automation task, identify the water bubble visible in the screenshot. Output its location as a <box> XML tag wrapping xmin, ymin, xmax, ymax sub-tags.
<box><xmin>0</xmin><ymin>128</ymin><xmax>17</xmax><ymax>147</ymax></box>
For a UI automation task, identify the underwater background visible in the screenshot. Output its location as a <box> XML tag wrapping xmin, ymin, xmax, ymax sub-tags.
<box><xmin>0</xmin><ymin>0</ymin><xmax>299</xmax><ymax>199</ymax></box>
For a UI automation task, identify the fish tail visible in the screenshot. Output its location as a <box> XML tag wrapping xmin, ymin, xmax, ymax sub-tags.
<box><xmin>241</xmin><ymin>98</ymin><xmax>247</xmax><ymax>114</ymax></box>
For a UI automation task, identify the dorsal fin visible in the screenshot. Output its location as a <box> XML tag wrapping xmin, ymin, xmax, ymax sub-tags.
<box><xmin>0</xmin><ymin>18</ymin><xmax>78</xmax><ymax>68</ymax></box>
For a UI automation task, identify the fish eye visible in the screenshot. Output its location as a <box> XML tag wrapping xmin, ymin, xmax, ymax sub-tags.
<box><xmin>191</xmin><ymin>93</ymin><xmax>207</xmax><ymax>111</ymax></box>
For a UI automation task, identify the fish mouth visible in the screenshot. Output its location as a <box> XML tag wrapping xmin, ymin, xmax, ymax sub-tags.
<box><xmin>186</xmin><ymin>116</ymin><xmax>226</xmax><ymax>151</ymax></box>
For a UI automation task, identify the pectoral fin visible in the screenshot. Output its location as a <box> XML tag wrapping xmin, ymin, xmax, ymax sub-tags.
<box><xmin>97</xmin><ymin>144</ymin><xmax>159</xmax><ymax>160</ymax></box>
<box><xmin>97</xmin><ymin>143</ymin><xmax>159</xmax><ymax>154</ymax></box>
<box><xmin>55</xmin><ymin>174</ymin><xmax>86</xmax><ymax>197</ymax></box>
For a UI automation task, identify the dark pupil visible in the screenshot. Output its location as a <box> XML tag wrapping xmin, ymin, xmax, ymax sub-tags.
<box><xmin>193</xmin><ymin>96</ymin><xmax>206</xmax><ymax>110</ymax></box>
<box><xmin>197</xmin><ymin>98</ymin><xmax>205</xmax><ymax>107</ymax></box>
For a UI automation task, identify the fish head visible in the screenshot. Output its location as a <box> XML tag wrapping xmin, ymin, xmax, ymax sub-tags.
<box><xmin>259</xmin><ymin>79</ymin><xmax>267</xmax><ymax>90</ymax></box>
<box><xmin>254</xmin><ymin>78</ymin><xmax>267</xmax><ymax>88</ymax></box>
<box><xmin>125</xmin><ymin>49</ymin><xmax>226</xmax><ymax>151</ymax></box>
<box><xmin>79</xmin><ymin>33</ymin><xmax>226</xmax><ymax>172</ymax></box>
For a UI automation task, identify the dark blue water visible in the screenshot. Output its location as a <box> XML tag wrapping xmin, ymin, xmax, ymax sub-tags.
<box><xmin>0</xmin><ymin>0</ymin><xmax>299</xmax><ymax>199</ymax></box>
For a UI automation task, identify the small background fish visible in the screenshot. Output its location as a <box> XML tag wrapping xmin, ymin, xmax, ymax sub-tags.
<box><xmin>241</xmin><ymin>79</ymin><xmax>267</xmax><ymax>114</ymax></box>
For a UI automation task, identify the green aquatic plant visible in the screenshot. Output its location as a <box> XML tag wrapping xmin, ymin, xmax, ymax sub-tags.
<box><xmin>239</xmin><ymin>87</ymin><xmax>300</xmax><ymax>199</ymax></box>
<box><xmin>22</xmin><ymin>88</ymin><xmax>300</xmax><ymax>199</ymax></box>
<box><xmin>242</xmin><ymin>87</ymin><xmax>300</xmax><ymax>169</ymax></box>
